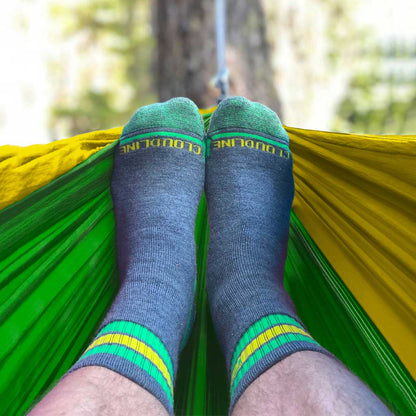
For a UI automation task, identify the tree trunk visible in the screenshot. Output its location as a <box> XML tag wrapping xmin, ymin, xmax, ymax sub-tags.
<box><xmin>154</xmin><ymin>0</ymin><xmax>282</xmax><ymax>113</ymax></box>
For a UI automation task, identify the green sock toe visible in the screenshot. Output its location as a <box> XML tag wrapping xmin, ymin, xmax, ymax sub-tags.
<box><xmin>208</xmin><ymin>96</ymin><xmax>288</xmax><ymax>141</ymax></box>
<box><xmin>122</xmin><ymin>97</ymin><xmax>205</xmax><ymax>139</ymax></box>
<box><xmin>206</xmin><ymin>97</ymin><xmax>289</xmax><ymax>157</ymax></box>
<box><xmin>119</xmin><ymin>98</ymin><xmax>206</xmax><ymax>158</ymax></box>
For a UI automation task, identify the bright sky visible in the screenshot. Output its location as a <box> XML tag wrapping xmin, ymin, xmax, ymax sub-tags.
<box><xmin>355</xmin><ymin>0</ymin><xmax>416</xmax><ymax>42</ymax></box>
<box><xmin>0</xmin><ymin>0</ymin><xmax>415</xmax><ymax>146</ymax></box>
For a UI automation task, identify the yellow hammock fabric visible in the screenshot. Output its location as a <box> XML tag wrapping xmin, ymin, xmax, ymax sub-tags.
<box><xmin>0</xmin><ymin>124</ymin><xmax>415</xmax><ymax>383</ymax></box>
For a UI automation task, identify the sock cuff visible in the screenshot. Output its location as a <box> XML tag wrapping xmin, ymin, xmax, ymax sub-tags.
<box><xmin>71</xmin><ymin>320</ymin><xmax>175</xmax><ymax>414</ymax></box>
<box><xmin>229</xmin><ymin>314</ymin><xmax>321</xmax><ymax>400</ymax></box>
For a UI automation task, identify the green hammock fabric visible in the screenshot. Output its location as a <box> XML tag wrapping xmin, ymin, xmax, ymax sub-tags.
<box><xmin>0</xmin><ymin>116</ymin><xmax>415</xmax><ymax>415</ymax></box>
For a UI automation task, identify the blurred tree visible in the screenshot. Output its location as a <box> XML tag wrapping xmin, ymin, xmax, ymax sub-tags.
<box><xmin>154</xmin><ymin>0</ymin><xmax>359</xmax><ymax>127</ymax></box>
<box><xmin>48</xmin><ymin>0</ymin><xmax>413</xmax><ymax>138</ymax></box>
<box><xmin>154</xmin><ymin>0</ymin><xmax>282</xmax><ymax>112</ymax></box>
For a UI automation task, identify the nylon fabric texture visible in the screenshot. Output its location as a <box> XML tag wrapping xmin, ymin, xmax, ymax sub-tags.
<box><xmin>0</xmin><ymin>127</ymin><xmax>121</xmax><ymax>211</ymax></box>
<box><xmin>287</xmin><ymin>126</ymin><xmax>416</xmax><ymax>379</ymax></box>
<box><xmin>0</xmin><ymin>110</ymin><xmax>415</xmax><ymax>415</ymax></box>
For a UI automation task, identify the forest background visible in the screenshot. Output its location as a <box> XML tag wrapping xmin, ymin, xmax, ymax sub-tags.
<box><xmin>1</xmin><ymin>0</ymin><xmax>415</xmax><ymax>146</ymax></box>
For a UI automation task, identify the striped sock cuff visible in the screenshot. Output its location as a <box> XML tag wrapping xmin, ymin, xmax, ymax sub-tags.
<box><xmin>229</xmin><ymin>314</ymin><xmax>326</xmax><ymax>410</ymax></box>
<box><xmin>72</xmin><ymin>321</ymin><xmax>174</xmax><ymax>414</ymax></box>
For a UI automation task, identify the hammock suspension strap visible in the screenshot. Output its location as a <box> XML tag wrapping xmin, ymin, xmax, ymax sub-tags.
<box><xmin>215</xmin><ymin>0</ymin><xmax>229</xmax><ymax>103</ymax></box>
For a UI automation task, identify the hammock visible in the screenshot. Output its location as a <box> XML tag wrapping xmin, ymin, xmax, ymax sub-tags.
<box><xmin>0</xmin><ymin>110</ymin><xmax>415</xmax><ymax>416</ymax></box>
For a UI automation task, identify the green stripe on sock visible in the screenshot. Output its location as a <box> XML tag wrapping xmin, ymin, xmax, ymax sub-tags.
<box><xmin>210</xmin><ymin>132</ymin><xmax>289</xmax><ymax>151</ymax></box>
<box><xmin>231</xmin><ymin>333</ymin><xmax>320</xmax><ymax>397</ymax></box>
<box><xmin>81</xmin><ymin>344</ymin><xmax>173</xmax><ymax>405</ymax></box>
<box><xmin>121</xmin><ymin>131</ymin><xmax>204</xmax><ymax>146</ymax></box>
<box><xmin>98</xmin><ymin>321</ymin><xmax>174</xmax><ymax>380</ymax></box>
<box><xmin>231</xmin><ymin>315</ymin><xmax>304</xmax><ymax>371</ymax></box>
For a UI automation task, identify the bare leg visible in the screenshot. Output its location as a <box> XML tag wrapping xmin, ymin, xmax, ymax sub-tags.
<box><xmin>28</xmin><ymin>367</ymin><xmax>168</xmax><ymax>416</ymax></box>
<box><xmin>232</xmin><ymin>351</ymin><xmax>393</xmax><ymax>416</ymax></box>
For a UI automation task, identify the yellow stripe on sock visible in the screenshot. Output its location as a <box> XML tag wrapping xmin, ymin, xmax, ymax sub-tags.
<box><xmin>85</xmin><ymin>333</ymin><xmax>173</xmax><ymax>391</ymax></box>
<box><xmin>231</xmin><ymin>324</ymin><xmax>312</xmax><ymax>385</ymax></box>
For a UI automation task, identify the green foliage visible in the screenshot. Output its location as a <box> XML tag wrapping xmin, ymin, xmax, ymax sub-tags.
<box><xmin>53</xmin><ymin>91</ymin><xmax>120</xmax><ymax>134</ymax></box>
<box><xmin>50</xmin><ymin>0</ymin><xmax>156</xmax><ymax>138</ymax></box>
<box><xmin>334</xmin><ymin>40</ymin><xmax>416</xmax><ymax>135</ymax></box>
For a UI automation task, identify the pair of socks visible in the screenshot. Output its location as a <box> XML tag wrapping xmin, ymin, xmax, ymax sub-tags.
<box><xmin>70</xmin><ymin>97</ymin><xmax>327</xmax><ymax>415</ymax></box>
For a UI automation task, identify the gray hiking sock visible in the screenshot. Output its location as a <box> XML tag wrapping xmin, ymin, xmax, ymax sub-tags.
<box><xmin>205</xmin><ymin>96</ymin><xmax>329</xmax><ymax>413</ymax></box>
<box><xmin>70</xmin><ymin>97</ymin><xmax>205</xmax><ymax>415</ymax></box>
